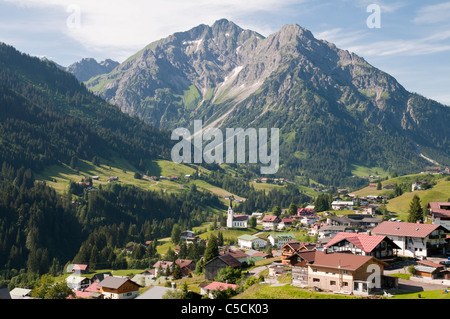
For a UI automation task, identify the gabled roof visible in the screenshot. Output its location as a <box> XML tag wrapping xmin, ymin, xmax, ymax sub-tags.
<box><xmin>295</xmin><ymin>250</ymin><xmax>317</xmax><ymax>263</ymax></box>
<box><xmin>176</xmin><ymin>259</ymin><xmax>194</xmax><ymax>268</ymax></box>
<box><xmin>211</xmin><ymin>254</ymin><xmax>241</xmax><ymax>268</ymax></box>
<box><xmin>371</xmin><ymin>221</ymin><xmax>446</xmax><ymax>238</ymax></box>
<box><xmin>417</xmin><ymin>260</ymin><xmax>444</xmax><ymax>268</ymax></box>
<box><xmin>324</xmin><ymin>232</ymin><xmax>399</xmax><ymax>252</ymax></box>
<box><xmin>311</xmin><ymin>251</ymin><xmax>386</xmax><ymax>271</ymax></box>
<box><xmin>153</xmin><ymin>260</ymin><xmax>173</xmax><ymax>269</ymax></box>
<box><xmin>262</xmin><ymin>215</ymin><xmax>279</xmax><ymax>222</ymax></box>
<box><xmin>428</xmin><ymin>202</ymin><xmax>450</xmax><ymax>219</ymax></box>
<box><xmin>73</xmin><ymin>264</ymin><xmax>88</xmax><ymax>271</ymax></box>
<box><xmin>98</xmin><ymin>276</ymin><xmax>141</xmax><ymax>290</ymax></box>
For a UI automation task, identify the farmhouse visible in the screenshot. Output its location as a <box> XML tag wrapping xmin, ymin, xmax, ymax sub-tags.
<box><xmin>371</xmin><ymin>221</ymin><xmax>450</xmax><ymax>258</ymax></box>
<box><xmin>331</xmin><ymin>201</ymin><xmax>354</xmax><ymax>210</ymax></box>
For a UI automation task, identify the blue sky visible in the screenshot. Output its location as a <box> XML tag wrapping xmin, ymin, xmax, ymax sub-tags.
<box><xmin>1</xmin><ymin>0</ymin><xmax>450</xmax><ymax>105</ymax></box>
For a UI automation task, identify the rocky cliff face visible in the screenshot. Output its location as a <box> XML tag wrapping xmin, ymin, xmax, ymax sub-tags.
<box><xmin>66</xmin><ymin>58</ymin><xmax>119</xmax><ymax>82</ymax></box>
<box><xmin>85</xmin><ymin>19</ymin><xmax>450</xmax><ymax>184</ymax></box>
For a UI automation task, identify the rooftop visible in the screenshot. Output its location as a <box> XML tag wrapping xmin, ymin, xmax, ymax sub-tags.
<box><xmin>371</xmin><ymin>221</ymin><xmax>445</xmax><ymax>238</ymax></box>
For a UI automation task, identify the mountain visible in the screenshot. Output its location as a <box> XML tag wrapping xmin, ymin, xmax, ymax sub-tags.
<box><xmin>85</xmin><ymin>19</ymin><xmax>450</xmax><ymax>186</ymax></box>
<box><xmin>66</xmin><ymin>58</ymin><xmax>119</xmax><ymax>82</ymax></box>
<box><xmin>0</xmin><ymin>42</ymin><xmax>171</xmax><ymax>174</ymax></box>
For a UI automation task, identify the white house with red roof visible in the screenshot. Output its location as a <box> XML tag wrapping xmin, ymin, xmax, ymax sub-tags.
<box><xmin>371</xmin><ymin>221</ymin><xmax>449</xmax><ymax>258</ymax></box>
<box><xmin>262</xmin><ymin>214</ymin><xmax>280</xmax><ymax>230</ymax></box>
<box><xmin>428</xmin><ymin>202</ymin><xmax>450</xmax><ymax>231</ymax></box>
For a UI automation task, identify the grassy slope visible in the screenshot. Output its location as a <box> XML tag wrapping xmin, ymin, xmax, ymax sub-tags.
<box><xmin>350</xmin><ymin>173</ymin><xmax>450</xmax><ymax>220</ymax></box>
<box><xmin>386</xmin><ymin>178</ymin><xmax>450</xmax><ymax>216</ymax></box>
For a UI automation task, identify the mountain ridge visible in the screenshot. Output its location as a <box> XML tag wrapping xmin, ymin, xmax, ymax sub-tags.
<box><xmin>84</xmin><ymin>19</ymin><xmax>450</xmax><ymax>186</ymax></box>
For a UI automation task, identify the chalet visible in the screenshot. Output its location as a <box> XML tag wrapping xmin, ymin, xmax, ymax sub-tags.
<box><xmin>226</xmin><ymin>205</ymin><xmax>249</xmax><ymax>229</ymax></box>
<box><xmin>176</xmin><ymin>259</ymin><xmax>196</xmax><ymax>277</ymax></box>
<box><xmin>297</xmin><ymin>208</ymin><xmax>315</xmax><ymax>216</ymax></box>
<box><xmin>200</xmin><ymin>281</ymin><xmax>238</xmax><ymax>299</ymax></box>
<box><xmin>371</xmin><ymin>221</ymin><xmax>450</xmax><ymax>257</ymax></box>
<box><xmin>237</xmin><ymin>234</ymin><xmax>267</xmax><ymax>249</ymax></box>
<box><xmin>153</xmin><ymin>260</ymin><xmax>173</xmax><ymax>276</ymax></box>
<box><xmin>292</xmin><ymin>251</ymin><xmax>394</xmax><ymax>295</ymax></box>
<box><xmin>324</xmin><ymin>232</ymin><xmax>400</xmax><ymax>260</ymax></box>
<box><xmin>65</xmin><ymin>275</ymin><xmax>92</xmax><ymax>291</ymax></box>
<box><xmin>204</xmin><ymin>254</ymin><xmax>241</xmax><ymax>281</ymax></box>
<box><xmin>268</xmin><ymin>233</ymin><xmax>296</xmax><ymax>248</ymax></box>
<box><xmin>262</xmin><ymin>215</ymin><xmax>280</xmax><ymax>230</ymax></box>
<box><xmin>428</xmin><ymin>202</ymin><xmax>450</xmax><ymax>231</ymax></box>
<box><xmin>331</xmin><ymin>201</ymin><xmax>354</xmax><ymax>211</ymax></box>
<box><xmin>280</xmin><ymin>241</ymin><xmax>317</xmax><ymax>266</ymax></box>
<box><xmin>97</xmin><ymin>276</ymin><xmax>141</xmax><ymax>299</ymax></box>
<box><xmin>180</xmin><ymin>230</ymin><xmax>195</xmax><ymax>241</ymax></box>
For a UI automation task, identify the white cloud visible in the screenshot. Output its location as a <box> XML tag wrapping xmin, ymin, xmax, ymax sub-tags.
<box><xmin>3</xmin><ymin>0</ymin><xmax>306</xmax><ymax>61</ymax></box>
<box><xmin>414</xmin><ymin>2</ymin><xmax>450</xmax><ymax>24</ymax></box>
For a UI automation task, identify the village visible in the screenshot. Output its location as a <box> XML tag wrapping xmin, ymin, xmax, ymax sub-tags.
<box><xmin>6</xmin><ymin>191</ymin><xmax>450</xmax><ymax>300</ymax></box>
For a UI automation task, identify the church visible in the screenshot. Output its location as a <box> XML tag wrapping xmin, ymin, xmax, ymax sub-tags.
<box><xmin>226</xmin><ymin>203</ymin><xmax>249</xmax><ymax>229</ymax></box>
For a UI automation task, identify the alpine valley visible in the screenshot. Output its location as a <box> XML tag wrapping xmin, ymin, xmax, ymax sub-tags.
<box><xmin>0</xmin><ymin>18</ymin><xmax>449</xmax><ymax>297</ymax></box>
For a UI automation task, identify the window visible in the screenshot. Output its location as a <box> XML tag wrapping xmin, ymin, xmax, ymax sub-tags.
<box><xmin>330</xmin><ymin>281</ymin><xmax>336</xmax><ymax>286</ymax></box>
<box><xmin>312</xmin><ymin>268</ymin><xmax>317</xmax><ymax>272</ymax></box>
<box><xmin>313</xmin><ymin>278</ymin><xmax>320</xmax><ymax>282</ymax></box>
<box><xmin>354</xmin><ymin>282</ymin><xmax>359</xmax><ymax>291</ymax></box>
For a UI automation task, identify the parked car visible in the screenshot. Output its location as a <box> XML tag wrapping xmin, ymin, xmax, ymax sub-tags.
<box><xmin>439</xmin><ymin>260</ymin><xmax>450</xmax><ymax>266</ymax></box>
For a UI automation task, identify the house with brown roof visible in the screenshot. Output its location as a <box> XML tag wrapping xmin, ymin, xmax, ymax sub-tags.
<box><xmin>97</xmin><ymin>276</ymin><xmax>141</xmax><ymax>299</ymax></box>
<box><xmin>324</xmin><ymin>232</ymin><xmax>400</xmax><ymax>260</ymax></box>
<box><xmin>204</xmin><ymin>254</ymin><xmax>241</xmax><ymax>281</ymax></box>
<box><xmin>428</xmin><ymin>202</ymin><xmax>450</xmax><ymax>231</ymax></box>
<box><xmin>371</xmin><ymin>221</ymin><xmax>450</xmax><ymax>258</ymax></box>
<box><xmin>292</xmin><ymin>251</ymin><xmax>395</xmax><ymax>295</ymax></box>
<box><xmin>280</xmin><ymin>241</ymin><xmax>317</xmax><ymax>266</ymax></box>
